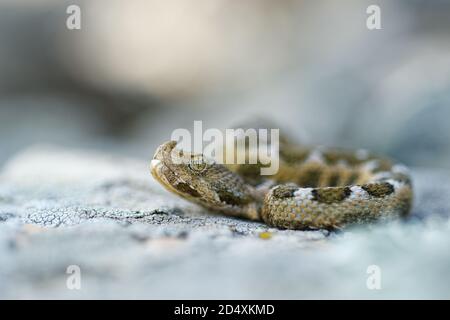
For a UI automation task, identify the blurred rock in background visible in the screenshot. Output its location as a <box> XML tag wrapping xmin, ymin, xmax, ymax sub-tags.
<box><xmin>1</xmin><ymin>0</ymin><xmax>449</xmax><ymax>168</ymax></box>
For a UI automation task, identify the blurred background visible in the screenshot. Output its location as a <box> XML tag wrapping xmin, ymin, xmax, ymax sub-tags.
<box><xmin>1</xmin><ymin>0</ymin><xmax>449</xmax><ymax>169</ymax></box>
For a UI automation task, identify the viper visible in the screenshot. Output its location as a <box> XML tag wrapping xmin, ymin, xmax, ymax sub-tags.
<box><xmin>150</xmin><ymin>136</ymin><xmax>412</xmax><ymax>230</ymax></box>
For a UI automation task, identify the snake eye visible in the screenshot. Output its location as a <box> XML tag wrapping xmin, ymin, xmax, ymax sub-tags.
<box><xmin>188</xmin><ymin>156</ymin><xmax>208</xmax><ymax>173</ymax></box>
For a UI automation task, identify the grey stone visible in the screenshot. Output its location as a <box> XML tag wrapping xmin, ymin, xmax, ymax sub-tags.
<box><xmin>0</xmin><ymin>145</ymin><xmax>449</xmax><ymax>299</ymax></box>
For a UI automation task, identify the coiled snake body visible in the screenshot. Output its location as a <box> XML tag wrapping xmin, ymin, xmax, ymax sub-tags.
<box><xmin>150</xmin><ymin>138</ymin><xmax>413</xmax><ymax>230</ymax></box>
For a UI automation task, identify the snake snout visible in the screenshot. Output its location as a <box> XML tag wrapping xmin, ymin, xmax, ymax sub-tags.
<box><xmin>152</xmin><ymin>140</ymin><xmax>178</xmax><ymax>162</ymax></box>
<box><xmin>150</xmin><ymin>159</ymin><xmax>161</xmax><ymax>171</ymax></box>
<box><xmin>151</xmin><ymin>141</ymin><xmax>178</xmax><ymax>178</ymax></box>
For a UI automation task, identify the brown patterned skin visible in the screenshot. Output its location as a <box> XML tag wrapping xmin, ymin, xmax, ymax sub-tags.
<box><xmin>150</xmin><ymin>140</ymin><xmax>413</xmax><ymax>230</ymax></box>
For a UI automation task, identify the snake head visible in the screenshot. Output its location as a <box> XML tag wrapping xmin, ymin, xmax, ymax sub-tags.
<box><xmin>150</xmin><ymin>141</ymin><xmax>259</xmax><ymax>219</ymax></box>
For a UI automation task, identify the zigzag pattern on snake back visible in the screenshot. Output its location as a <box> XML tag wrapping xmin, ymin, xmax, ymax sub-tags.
<box><xmin>150</xmin><ymin>138</ymin><xmax>413</xmax><ymax>230</ymax></box>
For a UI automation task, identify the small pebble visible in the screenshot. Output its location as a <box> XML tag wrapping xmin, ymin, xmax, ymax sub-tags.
<box><xmin>259</xmin><ymin>231</ymin><xmax>272</xmax><ymax>240</ymax></box>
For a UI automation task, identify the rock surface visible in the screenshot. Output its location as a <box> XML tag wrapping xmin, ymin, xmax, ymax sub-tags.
<box><xmin>0</xmin><ymin>146</ymin><xmax>449</xmax><ymax>299</ymax></box>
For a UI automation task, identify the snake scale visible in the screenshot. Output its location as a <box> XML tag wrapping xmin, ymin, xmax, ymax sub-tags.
<box><xmin>150</xmin><ymin>136</ymin><xmax>413</xmax><ymax>230</ymax></box>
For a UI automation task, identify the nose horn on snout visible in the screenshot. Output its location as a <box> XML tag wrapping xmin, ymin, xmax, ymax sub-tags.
<box><xmin>151</xmin><ymin>140</ymin><xmax>179</xmax><ymax>168</ymax></box>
